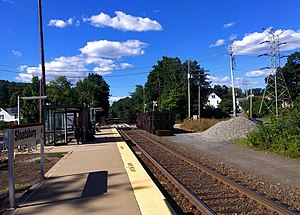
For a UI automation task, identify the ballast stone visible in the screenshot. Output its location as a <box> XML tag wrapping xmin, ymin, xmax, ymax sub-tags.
<box><xmin>199</xmin><ymin>117</ymin><xmax>257</xmax><ymax>142</ymax></box>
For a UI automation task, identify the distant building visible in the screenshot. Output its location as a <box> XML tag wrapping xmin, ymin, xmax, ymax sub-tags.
<box><xmin>236</xmin><ymin>98</ymin><xmax>246</xmax><ymax>111</ymax></box>
<box><xmin>207</xmin><ymin>93</ymin><xmax>222</xmax><ymax>108</ymax></box>
<box><xmin>0</xmin><ymin>107</ymin><xmax>18</xmax><ymax>122</ymax></box>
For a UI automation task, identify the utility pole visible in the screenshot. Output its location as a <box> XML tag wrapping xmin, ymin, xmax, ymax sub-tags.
<box><xmin>143</xmin><ymin>86</ymin><xmax>146</xmax><ymax>112</ymax></box>
<box><xmin>249</xmin><ymin>88</ymin><xmax>253</xmax><ymax>118</ymax></box>
<box><xmin>229</xmin><ymin>46</ymin><xmax>236</xmax><ymax>117</ymax></box>
<box><xmin>198</xmin><ymin>83</ymin><xmax>201</xmax><ymax>120</ymax></box>
<box><xmin>187</xmin><ymin>60</ymin><xmax>191</xmax><ymax>118</ymax></box>
<box><xmin>38</xmin><ymin>0</ymin><xmax>46</xmax><ymax>178</ymax></box>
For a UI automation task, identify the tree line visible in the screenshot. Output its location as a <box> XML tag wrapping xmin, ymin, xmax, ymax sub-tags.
<box><xmin>0</xmin><ymin>73</ymin><xmax>109</xmax><ymax>123</ymax></box>
<box><xmin>109</xmin><ymin>56</ymin><xmax>263</xmax><ymax>121</ymax></box>
<box><xmin>110</xmin><ymin>52</ymin><xmax>300</xmax><ymax>121</ymax></box>
<box><xmin>1</xmin><ymin>51</ymin><xmax>299</xmax><ymax>124</ymax></box>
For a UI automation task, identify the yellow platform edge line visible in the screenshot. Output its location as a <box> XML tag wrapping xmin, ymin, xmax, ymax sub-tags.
<box><xmin>112</xmin><ymin>128</ymin><xmax>175</xmax><ymax>215</ymax></box>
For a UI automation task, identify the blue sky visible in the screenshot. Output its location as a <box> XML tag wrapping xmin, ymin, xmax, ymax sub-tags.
<box><xmin>1</xmin><ymin>0</ymin><xmax>300</xmax><ymax>103</ymax></box>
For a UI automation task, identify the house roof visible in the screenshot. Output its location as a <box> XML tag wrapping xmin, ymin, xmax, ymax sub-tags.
<box><xmin>6</xmin><ymin>107</ymin><xmax>18</xmax><ymax>116</ymax></box>
<box><xmin>208</xmin><ymin>92</ymin><xmax>221</xmax><ymax>99</ymax></box>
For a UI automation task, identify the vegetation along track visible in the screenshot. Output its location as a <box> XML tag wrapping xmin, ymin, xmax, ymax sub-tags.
<box><xmin>118</xmin><ymin>128</ymin><xmax>297</xmax><ymax>215</ymax></box>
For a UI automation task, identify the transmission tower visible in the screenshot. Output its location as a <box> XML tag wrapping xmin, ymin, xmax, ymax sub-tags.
<box><xmin>259</xmin><ymin>29</ymin><xmax>292</xmax><ymax>117</ymax></box>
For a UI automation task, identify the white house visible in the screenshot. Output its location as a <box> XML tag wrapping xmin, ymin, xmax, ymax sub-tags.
<box><xmin>0</xmin><ymin>108</ymin><xmax>18</xmax><ymax>122</ymax></box>
<box><xmin>207</xmin><ymin>93</ymin><xmax>222</xmax><ymax>108</ymax></box>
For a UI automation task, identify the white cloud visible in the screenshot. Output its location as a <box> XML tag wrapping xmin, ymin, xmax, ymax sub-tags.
<box><xmin>48</xmin><ymin>18</ymin><xmax>78</xmax><ymax>28</ymax></box>
<box><xmin>19</xmin><ymin>65</ymin><xmax>28</xmax><ymax>71</ymax></box>
<box><xmin>208</xmin><ymin>75</ymin><xmax>230</xmax><ymax>86</ymax></box>
<box><xmin>75</xmin><ymin>20</ymin><xmax>80</xmax><ymax>27</ymax></box>
<box><xmin>80</xmin><ymin>39</ymin><xmax>147</xmax><ymax>58</ymax></box>
<box><xmin>16</xmin><ymin>56</ymin><xmax>88</xmax><ymax>82</ymax></box>
<box><xmin>210</xmin><ymin>39</ymin><xmax>226</xmax><ymax>47</ymax></box>
<box><xmin>91</xmin><ymin>61</ymin><xmax>133</xmax><ymax>75</ymax></box>
<box><xmin>109</xmin><ymin>96</ymin><xmax>125</xmax><ymax>104</ymax></box>
<box><xmin>232</xmin><ymin>28</ymin><xmax>300</xmax><ymax>55</ymax></box>
<box><xmin>120</xmin><ymin>63</ymin><xmax>133</xmax><ymax>69</ymax></box>
<box><xmin>85</xmin><ymin>11</ymin><xmax>162</xmax><ymax>32</ymax></box>
<box><xmin>229</xmin><ymin>34</ymin><xmax>238</xmax><ymax>41</ymax></box>
<box><xmin>15</xmin><ymin>39</ymin><xmax>144</xmax><ymax>82</ymax></box>
<box><xmin>12</xmin><ymin>49</ymin><xmax>22</xmax><ymax>57</ymax></box>
<box><xmin>246</xmin><ymin>69</ymin><xmax>271</xmax><ymax>77</ymax></box>
<box><xmin>66</xmin><ymin>18</ymin><xmax>73</xmax><ymax>25</ymax></box>
<box><xmin>16</xmin><ymin>55</ymin><xmax>135</xmax><ymax>82</ymax></box>
<box><xmin>15</xmin><ymin>73</ymin><xmax>33</xmax><ymax>83</ymax></box>
<box><xmin>223</xmin><ymin>22</ymin><xmax>235</xmax><ymax>29</ymax></box>
<box><xmin>2</xmin><ymin>0</ymin><xmax>15</xmax><ymax>4</ymax></box>
<box><xmin>208</xmin><ymin>75</ymin><xmax>244</xmax><ymax>87</ymax></box>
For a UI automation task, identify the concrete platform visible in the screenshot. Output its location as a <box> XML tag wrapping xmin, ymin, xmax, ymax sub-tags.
<box><xmin>9</xmin><ymin>127</ymin><xmax>174</xmax><ymax>215</ymax></box>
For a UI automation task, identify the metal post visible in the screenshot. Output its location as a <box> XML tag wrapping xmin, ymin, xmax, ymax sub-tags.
<box><xmin>17</xmin><ymin>95</ymin><xmax>20</xmax><ymax>125</ymax></box>
<box><xmin>229</xmin><ymin>46</ymin><xmax>236</xmax><ymax>117</ymax></box>
<box><xmin>275</xmin><ymin>71</ymin><xmax>278</xmax><ymax>117</ymax></box>
<box><xmin>188</xmin><ymin>60</ymin><xmax>191</xmax><ymax>118</ymax></box>
<box><xmin>7</xmin><ymin>129</ymin><xmax>15</xmax><ymax>209</ymax></box>
<box><xmin>64</xmin><ymin>107</ymin><xmax>67</xmax><ymax>143</ymax></box>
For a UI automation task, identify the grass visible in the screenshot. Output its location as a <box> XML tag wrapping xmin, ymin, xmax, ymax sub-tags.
<box><xmin>34</xmin><ymin>152</ymin><xmax>65</xmax><ymax>164</ymax></box>
<box><xmin>53</xmin><ymin>152</ymin><xmax>65</xmax><ymax>158</ymax></box>
<box><xmin>0</xmin><ymin>184</ymin><xmax>31</xmax><ymax>195</ymax></box>
<box><xmin>232</xmin><ymin>138</ymin><xmax>252</xmax><ymax>148</ymax></box>
<box><xmin>34</xmin><ymin>157</ymin><xmax>49</xmax><ymax>164</ymax></box>
<box><xmin>180</xmin><ymin>118</ymin><xmax>219</xmax><ymax>132</ymax></box>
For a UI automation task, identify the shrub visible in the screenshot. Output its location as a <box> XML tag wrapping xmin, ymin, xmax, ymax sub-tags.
<box><xmin>0</xmin><ymin>121</ymin><xmax>17</xmax><ymax>131</ymax></box>
<box><xmin>246</xmin><ymin>105</ymin><xmax>300</xmax><ymax>158</ymax></box>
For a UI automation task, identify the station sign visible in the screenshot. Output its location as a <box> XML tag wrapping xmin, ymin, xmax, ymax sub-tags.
<box><xmin>5</xmin><ymin>122</ymin><xmax>44</xmax><ymax>209</ymax></box>
<box><xmin>8</xmin><ymin>123</ymin><xmax>43</xmax><ymax>147</ymax></box>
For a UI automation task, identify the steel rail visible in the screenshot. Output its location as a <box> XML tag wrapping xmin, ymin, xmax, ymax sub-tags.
<box><xmin>127</xmin><ymin>129</ymin><xmax>297</xmax><ymax>215</ymax></box>
<box><xmin>119</xmin><ymin>129</ymin><xmax>216</xmax><ymax>215</ymax></box>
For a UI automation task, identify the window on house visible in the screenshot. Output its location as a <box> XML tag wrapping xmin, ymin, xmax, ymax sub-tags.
<box><xmin>212</xmin><ymin>95</ymin><xmax>215</xmax><ymax>98</ymax></box>
<box><xmin>0</xmin><ymin>115</ymin><xmax>4</xmax><ymax>120</ymax></box>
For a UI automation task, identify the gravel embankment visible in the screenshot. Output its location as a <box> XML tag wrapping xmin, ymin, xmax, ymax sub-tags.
<box><xmin>198</xmin><ymin>117</ymin><xmax>257</xmax><ymax>142</ymax></box>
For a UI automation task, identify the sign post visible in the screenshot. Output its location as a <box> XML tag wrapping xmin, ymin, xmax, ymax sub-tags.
<box><xmin>5</xmin><ymin>123</ymin><xmax>43</xmax><ymax>209</ymax></box>
<box><xmin>7</xmin><ymin>129</ymin><xmax>15</xmax><ymax>209</ymax></box>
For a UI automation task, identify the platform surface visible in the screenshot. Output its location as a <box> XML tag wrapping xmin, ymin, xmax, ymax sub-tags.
<box><xmin>9</xmin><ymin>127</ymin><xmax>174</xmax><ymax>215</ymax></box>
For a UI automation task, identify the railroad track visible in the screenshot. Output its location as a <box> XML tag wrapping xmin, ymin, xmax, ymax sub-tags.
<box><xmin>118</xmin><ymin>128</ymin><xmax>297</xmax><ymax>215</ymax></box>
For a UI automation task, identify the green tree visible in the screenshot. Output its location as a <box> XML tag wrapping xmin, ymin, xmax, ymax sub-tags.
<box><xmin>280</xmin><ymin>51</ymin><xmax>300</xmax><ymax>101</ymax></box>
<box><xmin>21</xmin><ymin>76</ymin><xmax>40</xmax><ymax>123</ymax></box>
<box><xmin>211</xmin><ymin>85</ymin><xmax>229</xmax><ymax>98</ymax></box>
<box><xmin>47</xmin><ymin>76</ymin><xmax>75</xmax><ymax>105</ymax></box>
<box><xmin>160</xmin><ymin>88</ymin><xmax>185</xmax><ymax>116</ymax></box>
<box><xmin>110</xmin><ymin>85</ymin><xmax>145</xmax><ymax>122</ymax></box>
<box><xmin>130</xmin><ymin>85</ymin><xmax>144</xmax><ymax>113</ymax></box>
<box><xmin>0</xmin><ymin>80</ymin><xmax>26</xmax><ymax>108</ymax></box>
<box><xmin>144</xmin><ymin>57</ymin><xmax>210</xmax><ymax>119</ymax></box>
<box><xmin>144</xmin><ymin>56</ymin><xmax>184</xmax><ymax>110</ymax></box>
<box><xmin>74</xmin><ymin>73</ymin><xmax>110</xmax><ymax>116</ymax></box>
<box><xmin>217</xmin><ymin>87</ymin><xmax>244</xmax><ymax>115</ymax></box>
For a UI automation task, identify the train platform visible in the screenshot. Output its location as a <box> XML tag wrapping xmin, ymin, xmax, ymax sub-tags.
<box><xmin>6</xmin><ymin>127</ymin><xmax>175</xmax><ymax>215</ymax></box>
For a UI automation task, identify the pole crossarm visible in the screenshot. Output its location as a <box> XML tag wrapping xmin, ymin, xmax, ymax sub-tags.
<box><xmin>21</xmin><ymin>96</ymin><xmax>47</xmax><ymax>100</ymax></box>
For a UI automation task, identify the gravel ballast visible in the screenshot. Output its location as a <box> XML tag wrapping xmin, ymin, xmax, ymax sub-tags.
<box><xmin>164</xmin><ymin>117</ymin><xmax>300</xmax><ymax>211</ymax></box>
